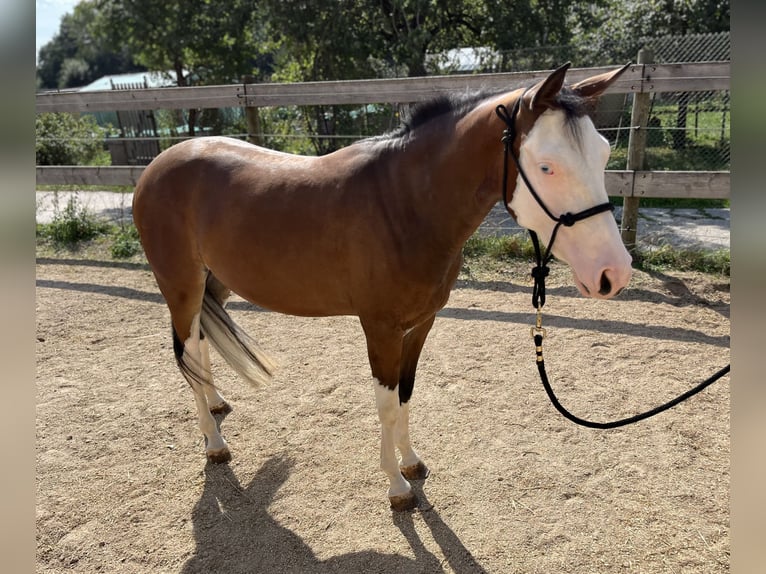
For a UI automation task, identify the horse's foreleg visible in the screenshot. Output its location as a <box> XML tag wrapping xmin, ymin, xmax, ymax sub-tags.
<box><xmin>373</xmin><ymin>379</ymin><xmax>416</xmax><ymax>511</ymax></box>
<box><xmin>396</xmin><ymin>315</ymin><xmax>435</xmax><ymax>481</ymax></box>
<box><xmin>178</xmin><ymin>314</ymin><xmax>231</xmax><ymax>463</ymax></box>
<box><xmin>363</xmin><ymin>321</ymin><xmax>418</xmax><ymax>511</ymax></box>
<box><xmin>396</xmin><ymin>402</ymin><xmax>429</xmax><ymax>480</ymax></box>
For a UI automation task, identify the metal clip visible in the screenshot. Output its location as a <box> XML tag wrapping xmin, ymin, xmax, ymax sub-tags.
<box><xmin>530</xmin><ymin>305</ymin><xmax>547</xmax><ymax>339</ymax></box>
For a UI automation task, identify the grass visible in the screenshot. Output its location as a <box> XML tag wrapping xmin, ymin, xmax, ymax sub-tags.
<box><xmin>38</xmin><ymin>192</ymin><xmax>110</xmax><ymax>246</ymax></box>
<box><xmin>632</xmin><ymin>245</ymin><xmax>730</xmax><ymax>276</ymax></box>
<box><xmin>110</xmin><ymin>225</ymin><xmax>143</xmax><ymax>259</ymax></box>
<box><xmin>36</xmin><ymin>191</ymin><xmax>142</xmax><ymax>259</ymax></box>
<box><xmin>462</xmin><ymin>234</ymin><xmax>536</xmax><ymax>260</ymax></box>
<box><xmin>462</xmin><ymin>233</ymin><xmax>729</xmax><ymax>277</ymax></box>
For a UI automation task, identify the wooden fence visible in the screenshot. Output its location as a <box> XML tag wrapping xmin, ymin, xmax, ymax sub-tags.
<box><xmin>36</xmin><ymin>61</ymin><xmax>730</xmax><ymax>242</ymax></box>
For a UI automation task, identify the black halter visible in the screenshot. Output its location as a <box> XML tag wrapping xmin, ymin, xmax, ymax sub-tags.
<box><xmin>494</xmin><ymin>89</ymin><xmax>729</xmax><ymax>429</ymax></box>
<box><xmin>495</xmin><ymin>91</ymin><xmax>615</xmax><ymax>310</ymax></box>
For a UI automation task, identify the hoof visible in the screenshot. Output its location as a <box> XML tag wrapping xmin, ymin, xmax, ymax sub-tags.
<box><xmin>389</xmin><ymin>490</ymin><xmax>418</xmax><ymax>512</ymax></box>
<box><xmin>400</xmin><ymin>461</ymin><xmax>430</xmax><ymax>480</ymax></box>
<box><xmin>209</xmin><ymin>401</ymin><xmax>233</xmax><ymax>415</ymax></box>
<box><xmin>206</xmin><ymin>447</ymin><xmax>232</xmax><ymax>464</ymax></box>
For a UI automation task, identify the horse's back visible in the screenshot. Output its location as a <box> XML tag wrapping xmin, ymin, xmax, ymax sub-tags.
<box><xmin>132</xmin><ymin>137</ymin><xmax>382</xmax><ymax>316</ymax></box>
<box><xmin>135</xmin><ymin>137</ymin><xmax>313</xmax><ymax>206</ymax></box>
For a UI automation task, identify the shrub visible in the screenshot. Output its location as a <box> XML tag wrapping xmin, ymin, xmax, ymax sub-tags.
<box><xmin>44</xmin><ymin>192</ymin><xmax>108</xmax><ymax>245</ymax></box>
<box><xmin>36</xmin><ymin>112</ymin><xmax>109</xmax><ymax>166</ymax></box>
<box><xmin>111</xmin><ymin>225</ymin><xmax>143</xmax><ymax>259</ymax></box>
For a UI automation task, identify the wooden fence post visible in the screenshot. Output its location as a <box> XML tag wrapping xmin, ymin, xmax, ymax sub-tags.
<box><xmin>242</xmin><ymin>75</ymin><xmax>263</xmax><ymax>146</ymax></box>
<box><xmin>621</xmin><ymin>48</ymin><xmax>654</xmax><ymax>252</ymax></box>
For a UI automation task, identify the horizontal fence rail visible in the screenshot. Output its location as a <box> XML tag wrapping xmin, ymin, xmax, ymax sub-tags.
<box><xmin>35</xmin><ymin>166</ymin><xmax>730</xmax><ymax>199</ymax></box>
<box><xmin>36</xmin><ymin>62</ymin><xmax>729</xmax><ymax>113</ymax></box>
<box><xmin>36</xmin><ymin>61</ymin><xmax>730</xmax><ymax>219</ymax></box>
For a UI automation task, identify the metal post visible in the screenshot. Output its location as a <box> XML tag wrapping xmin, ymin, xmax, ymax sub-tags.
<box><xmin>621</xmin><ymin>48</ymin><xmax>654</xmax><ymax>252</ymax></box>
<box><xmin>242</xmin><ymin>75</ymin><xmax>263</xmax><ymax>146</ymax></box>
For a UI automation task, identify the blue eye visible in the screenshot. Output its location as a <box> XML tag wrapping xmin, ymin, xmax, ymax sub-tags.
<box><xmin>540</xmin><ymin>164</ymin><xmax>554</xmax><ymax>175</ymax></box>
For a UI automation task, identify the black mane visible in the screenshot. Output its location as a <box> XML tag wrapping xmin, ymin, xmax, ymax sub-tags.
<box><xmin>361</xmin><ymin>85</ymin><xmax>592</xmax><ymax>144</ymax></box>
<box><xmin>364</xmin><ymin>90</ymin><xmax>502</xmax><ymax>143</ymax></box>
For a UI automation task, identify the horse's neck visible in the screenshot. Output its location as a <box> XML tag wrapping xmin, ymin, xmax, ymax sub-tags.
<box><xmin>396</xmin><ymin>104</ymin><xmax>505</xmax><ymax>247</ymax></box>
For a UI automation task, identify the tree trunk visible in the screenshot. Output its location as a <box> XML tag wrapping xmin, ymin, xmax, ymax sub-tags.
<box><xmin>173</xmin><ymin>59</ymin><xmax>197</xmax><ymax>137</ymax></box>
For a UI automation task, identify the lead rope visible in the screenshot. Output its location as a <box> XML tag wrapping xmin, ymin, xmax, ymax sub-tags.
<box><xmin>495</xmin><ymin>95</ymin><xmax>730</xmax><ymax>429</ymax></box>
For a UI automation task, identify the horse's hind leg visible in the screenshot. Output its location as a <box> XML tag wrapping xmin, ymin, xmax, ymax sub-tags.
<box><xmin>199</xmin><ymin>337</ymin><xmax>232</xmax><ymax>415</ymax></box>
<box><xmin>397</xmin><ymin>315</ymin><xmax>435</xmax><ymax>481</ymax></box>
<box><xmin>162</xmin><ymin>268</ymin><xmax>231</xmax><ymax>463</ymax></box>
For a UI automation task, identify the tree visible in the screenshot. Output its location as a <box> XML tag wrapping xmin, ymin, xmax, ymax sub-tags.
<box><xmin>93</xmin><ymin>0</ymin><xmax>264</xmax><ymax>135</ymax></box>
<box><xmin>261</xmin><ymin>0</ymin><xmax>383</xmax><ymax>153</ymax></box>
<box><xmin>371</xmin><ymin>0</ymin><xmax>483</xmax><ymax>77</ymax></box>
<box><xmin>36</xmin><ymin>0</ymin><xmax>141</xmax><ymax>90</ymax></box>
<box><xmin>572</xmin><ymin>0</ymin><xmax>730</xmax><ymax>65</ymax></box>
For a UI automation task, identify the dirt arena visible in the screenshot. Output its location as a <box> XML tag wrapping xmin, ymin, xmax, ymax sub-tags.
<box><xmin>36</xmin><ymin>254</ymin><xmax>730</xmax><ymax>573</ymax></box>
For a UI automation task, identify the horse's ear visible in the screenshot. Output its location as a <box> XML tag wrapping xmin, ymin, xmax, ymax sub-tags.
<box><xmin>570</xmin><ymin>62</ymin><xmax>632</xmax><ymax>100</ymax></box>
<box><xmin>526</xmin><ymin>62</ymin><xmax>571</xmax><ymax>111</ymax></box>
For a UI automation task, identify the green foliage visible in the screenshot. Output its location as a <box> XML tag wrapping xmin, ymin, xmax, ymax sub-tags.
<box><xmin>41</xmin><ymin>193</ymin><xmax>109</xmax><ymax>246</ymax></box>
<box><xmin>110</xmin><ymin>225</ymin><xmax>143</xmax><ymax>259</ymax></box>
<box><xmin>461</xmin><ymin>229</ymin><xmax>729</xmax><ymax>277</ymax></box>
<box><xmin>605</xmin><ymin>97</ymin><xmax>730</xmax><ymax>179</ymax></box>
<box><xmin>92</xmin><ymin>0</ymin><xmax>264</xmax><ymax>135</ymax></box>
<box><xmin>463</xmin><ymin>234</ymin><xmax>536</xmax><ymax>260</ymax></box>
<box><xmin>40</xmin><ymin>0</ymin><xmax>730</xmax><ymax>155</ymax></box>
<box><xmin>57</xmin><ymin>58</ymin><xmax>91</xmax><ymax>89</ymax></box>
<box><xmin>94</xmin><ymin>0</ymin><xmax>262</xmax><ymax>86</ymax></box>
<box><xmin>608</xmin><ymin>143</ymin><xmax>729</xmax><ymax>172</ymax></box>
<box><xmin>36</xmin><ymin>0</ymin><xmax>141</xmax><ymax>89</ymax></box>
<box><xmin>36</xmin><ymin>113</ymin><xmax>110</xmax><ymax>166</ymax></box>
<box><xmin>634</xmin><ymin>245</ymin><xmax>729</xmax><ymax>276</ymax></box>
<box><xmin>573</xmin><ymin>0</ymin><xmax>730</xmax><ymax>65</ymax></box>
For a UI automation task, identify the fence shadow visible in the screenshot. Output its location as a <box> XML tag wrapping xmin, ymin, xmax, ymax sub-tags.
<box><xmin>181</xmin><ymin>454</ymin><xmax>488</xmax><ymax>574</ymax></box>
<box><xmin>36</xmin><ymin>277</ymin><xmax>728</xmax><ymax>348</ymax></box>
<box><xmin>36</xmin><ymin>256</ymin><xmax>150</xmax><ymax>271</ymax></box>
<box><xmin>437</xmin><ymin>307</ymin><xmax>729</xmax><ymax>348</ymax></box>
<box><xmin>37</xmin><ymin>254</ymin><xmax>728</xmax><ymax>348</ymax></box>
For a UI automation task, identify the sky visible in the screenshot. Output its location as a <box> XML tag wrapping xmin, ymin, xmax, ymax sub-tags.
<box><xmin>36</xmin><ymin>0</ymin><xmax>80</xmax><ymax>63</ymax></box>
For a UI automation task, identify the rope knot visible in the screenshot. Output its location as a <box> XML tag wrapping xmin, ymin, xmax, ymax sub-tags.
<box><xmin>530</xmin><ymin>265</ymin><xmax>549</xmax><ymax>280</ymax></box>
<box><xmin>558</xmin><ymin>212</ymin><xmax>577</xmax><ymax>227</ymax></box>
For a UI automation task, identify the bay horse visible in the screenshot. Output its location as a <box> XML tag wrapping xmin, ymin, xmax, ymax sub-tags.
<box><xmin>133</xmin><ymin>63</ymin><xmax>632</xmax><ymax>511</ymax></box>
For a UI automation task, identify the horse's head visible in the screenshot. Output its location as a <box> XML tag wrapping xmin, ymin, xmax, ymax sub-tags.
<box><xmin>504</xmin><ymin>63</ymin><xmax>633</xmax><ymax>299</ymax></box>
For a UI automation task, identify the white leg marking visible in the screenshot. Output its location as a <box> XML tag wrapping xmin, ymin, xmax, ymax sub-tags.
<box><xmin>199</xmin><ymin>338</ymin><xmax>228</xmax><ymax>411</ymax></box>
<box><xmin>396</xmin><ymin>402</ymin><xmax>421</xmax><ymax>468</ymax></box>
<box><xmin>184</xmin><ymin>314</ymin><xmax>228</xmax><ymax>456</ymax></box>
<box><xmin>373</xmin><ymin>379</ymin><xmax>411</xmax><ymax>498</ymax></box>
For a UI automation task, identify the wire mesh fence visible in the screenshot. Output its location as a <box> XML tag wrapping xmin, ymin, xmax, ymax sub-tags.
<box><xmin>593</xmin><ymin>90</ymin><xmax>730</xmax><ymax>173</ymax></box>
<box><xmin>36</xmin><ymin>34</ymin><xmax>731</xmax><ymax>254</ymax></box>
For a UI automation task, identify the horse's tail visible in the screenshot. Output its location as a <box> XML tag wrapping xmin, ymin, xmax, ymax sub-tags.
<box><xmin>199</xmin><ymin>285</ymin><xmax>276</xmax><ymax>386</ymax></box>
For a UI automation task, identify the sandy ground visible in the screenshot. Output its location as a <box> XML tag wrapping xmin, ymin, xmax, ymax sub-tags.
<box><xmin>36</xmin><ymin>255</ymin><xmax>730</xmax><ymax>573</ymax></box>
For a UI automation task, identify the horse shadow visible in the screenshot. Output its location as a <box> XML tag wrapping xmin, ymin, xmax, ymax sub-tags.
<box><xmin>181</xmin><ymin>455</ymin><xmax>488</xmax><ymax>574</ymax></box>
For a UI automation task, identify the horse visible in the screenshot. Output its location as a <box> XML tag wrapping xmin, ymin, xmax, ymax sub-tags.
<box><xmin>132</xmin><ymin>62</ymin><xmax>633</xmax><ymax>511</ymax></box>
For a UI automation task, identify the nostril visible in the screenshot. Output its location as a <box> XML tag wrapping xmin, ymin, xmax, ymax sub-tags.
<box><xmin>599</xmin><ymin>272</ymin><xmax>612</xmax><ymax>296</ymax></box>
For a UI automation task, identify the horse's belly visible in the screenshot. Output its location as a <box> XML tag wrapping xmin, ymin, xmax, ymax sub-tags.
<box><xmin>233</xmin><ymin>284</ymin><xmax>355</xmax><ymax>318</ymax></box>
<box><xmin>208</xmin><ymin>257</ymin><xmax>356</xmax><ymax>318</ymax></box>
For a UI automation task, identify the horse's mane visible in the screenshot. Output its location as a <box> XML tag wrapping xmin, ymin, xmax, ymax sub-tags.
<box><xmin>363</xmin><ymin>90</ymin><xmax>501</xmax><ymax>144</ymax></box>
<box><xmin>360</xmin><ymin>86</ymin><xmax>592</xmax><ymax>146</ymax></box>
